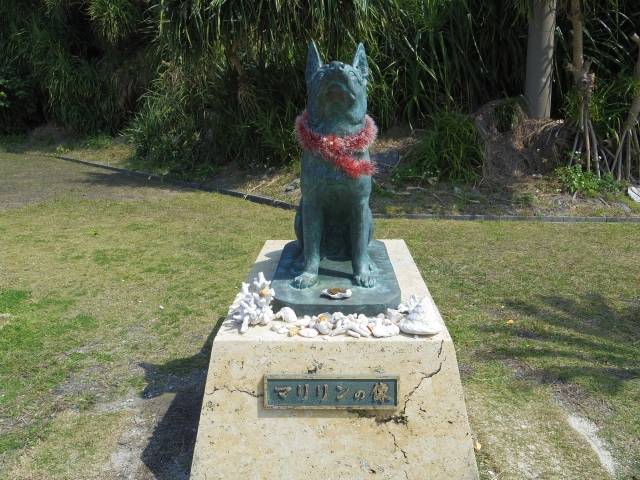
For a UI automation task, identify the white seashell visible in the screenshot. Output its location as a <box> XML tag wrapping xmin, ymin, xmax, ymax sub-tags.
<box><xmin>299</xmin><ymin>327</ymin><xmax>319</xmax><ymax>338</ymax></box>
<box><xmin>321</xmin><ymin>288</ymin><xmax>353</xmax><ymax>299</ymax></box>
<box><xmin>346</xmin><ymin>329</ymin><xmax>361</xmax><ymax>338</ymax></box>
<box><xmin>271</xmin><ymin>323</ymin><xmax>289</xmax><ymax>334</ymax></box>
<box><xmin>399</xmin><ymin>295</ymin><xmax>441</xmax><ymax>336</ymax></box>
<box><xmin>331</xmin><ymin>312</ymin><xmax>345</xmax><ymax>323</ymax></box>
<box><xmin>295</xmin><ymin>315</ymin><xmax>312</xmax><ymax>327</ymax></box>
<box><xmin>315</xmin><ymin>320</ymin><xmax>332</xmax><ymax>335</ymax></box>
<box><xmin>275</xmin><ymin>307</ymin><xmax>297</xmax><ymax>323</ymax></box>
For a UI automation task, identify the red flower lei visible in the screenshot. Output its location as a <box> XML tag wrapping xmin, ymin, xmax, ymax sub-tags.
<box><xmin>295</xmin><ymin>110</ymin><xmax>378</xmax><ymax>178</ymax></box>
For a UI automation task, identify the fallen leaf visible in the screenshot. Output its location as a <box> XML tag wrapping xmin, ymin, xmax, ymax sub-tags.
<box><xmin>474</xmin><ymin>440</ymin><xmax>482</xmax><ymax>451</ymax></box>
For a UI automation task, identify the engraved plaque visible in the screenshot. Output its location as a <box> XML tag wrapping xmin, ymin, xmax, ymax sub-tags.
<box><xmin>264</xmin><ymin>375</ymin><xmax>398</xmax><ymax>409</ymax></box>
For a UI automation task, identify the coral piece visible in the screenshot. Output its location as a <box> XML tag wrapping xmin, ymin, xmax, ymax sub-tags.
<box><xmin>228</xmin><ymin>272</ymin><xmax>275</xmax><ymax>334</ymax></box>
<box><xmin>371</xmin><ymin>318</ymin><xmax>400</xmax><ymax>338</ymax></box>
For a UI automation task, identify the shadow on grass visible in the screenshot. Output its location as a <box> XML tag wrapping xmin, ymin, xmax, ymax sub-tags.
<box><xmin>480</xmin><ymin>292</ymin><xmax>639</xmax><ymax>393</ymax></box>
<box><xmin>73</xmin><ymin>170</ymin><xmax>194</xmax><ymax>193</ymax></box>
<box><xmin>139</xmin><ymin>317</ymin><xmax>225</xmax><ymax>480</ymax></box>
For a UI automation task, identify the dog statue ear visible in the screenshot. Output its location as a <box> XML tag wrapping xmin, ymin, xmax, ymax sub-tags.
<box><xmin>352</xmin><ymin>43</ymin><xmax>368</xmax><ymax>81</ymax></box>
<box><xmin>306</xmin><ymin>41</ymin><xmax>323</xmax><ymax>84</ymax></box>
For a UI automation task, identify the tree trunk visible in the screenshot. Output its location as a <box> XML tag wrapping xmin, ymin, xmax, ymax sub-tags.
<box><xmin>569</xmin><ymin>0</ymin><xmax>584</xmax><ymax>84</ymax></box>
<box><xmin>524</xmin><ymin>0</ymin><xmax>557</xmax><ymax>118</ymax></box>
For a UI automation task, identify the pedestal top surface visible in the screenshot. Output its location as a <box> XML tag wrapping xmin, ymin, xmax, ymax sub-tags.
<box><xmin>217</xmin><ymin>239</ymin><xmax>450</xmax><ymax>344</ymax></box>
<box><xmin>270</xmin><ymin>240</ymin><xmax>402</xmax><ymax>316</ymax></box>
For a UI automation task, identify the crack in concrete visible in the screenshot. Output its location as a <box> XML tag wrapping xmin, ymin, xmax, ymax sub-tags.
<box><xmin>352</xmin><ymin>361</ymin><xmax>443</xmax><ymax>425</ymax></box>
<box><xmin>388</xmin><ymin>427</ymin><xmax>409</xmax><ymax>461</ymax></box>
<box><xmin>403</xmin><ymin>361</ymin><xmax>443</xmax><ymax>412</ymax></box>
<box><xmin>387</xmin><ymin>426</ymin><xmax>411</xmax><ymax>479</ymax></box>
<box><xmin>437</xmin><ymin>339</ymin><xmax>444</xmax><ymax>357</ymax></box>
<box><xmin>209</xmin><ymin>386</ymin><xmax>263</xmax><ymax>398</ymax></box>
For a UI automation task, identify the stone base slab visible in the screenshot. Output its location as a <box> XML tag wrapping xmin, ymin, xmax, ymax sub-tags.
<box><xmin>191</xmin><ymin>240</ymin><xmax>478</xmax><ymax>480</ymax></box>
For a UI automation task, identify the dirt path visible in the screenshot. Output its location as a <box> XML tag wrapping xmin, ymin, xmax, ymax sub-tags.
<box><xmin>0</xmin><ymin>153</ymin><xmax>188</xmax><ymax>211</ymax></box>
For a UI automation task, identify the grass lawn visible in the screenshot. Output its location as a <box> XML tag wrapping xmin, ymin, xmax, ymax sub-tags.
<box><xmin>0</xmin><ymin>153</ymin><xmax>638</xmax><ymax>479</ymax></box>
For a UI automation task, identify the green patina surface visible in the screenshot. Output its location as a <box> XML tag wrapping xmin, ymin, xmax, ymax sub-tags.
<box><xmin>272</xmin><ymin>240</ymin><xmax>401</xmax><ymax>316</ymax></box>
<box><xmin>264</xmin><ymin>375</ymin><xmax>398</xmax><ymax>409</ymax></box>
<box><xmin>293</xmin><ymin>42</ymin><xmax>378</xmax><ymax>290</ymax></box>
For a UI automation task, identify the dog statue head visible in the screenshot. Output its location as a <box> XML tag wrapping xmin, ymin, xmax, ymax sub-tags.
<box><xmin>305</xmin><ymin>41</ymin><xmax>369</xmax><ymax>136</ymax></box>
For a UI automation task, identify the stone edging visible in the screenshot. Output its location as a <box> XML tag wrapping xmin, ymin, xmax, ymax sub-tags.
<box><xmin>49</xmin><ymin>154</ymin><xmax>640</xmax><ymax>223</ymax></box>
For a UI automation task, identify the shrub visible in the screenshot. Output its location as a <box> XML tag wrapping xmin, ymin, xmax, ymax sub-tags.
<box><xmin>0</xmin><ymin>0</ymin><xmax>150</xmax><ymax>135</ymax></box>
<box><xmin>394</xmin><ymin>111</ymin><xmax>484</xmax><ymax>184</ymax></box>
<box><xmin>2</xmin><ymin>0</ymin><xmax>639</xmax><ymax>176</ymax></box>
<box><xmin>127</xmin><ymin>58</ymin><xmax>301</xmax><ymax>176</ymax></box>
<box><xmin>555</xmin><ymin>165</ymin><xmax>623</xmax><ymax>196</ymax></box>
<box><xmin>494</xmin><ymin>98</ymin><xmax>521</xmax><ymax>133</ymax></box>
<box><xmin>0</xmin><ymin>65</ymin><xmax>41</xmax><ymax>133</ymax></box>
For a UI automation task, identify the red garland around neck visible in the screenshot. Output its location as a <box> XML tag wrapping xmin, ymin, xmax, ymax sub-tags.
<box><xmin>295</xmin><ymin>110</ymin><xmax>378</xmax><ymax>178</ymax></box>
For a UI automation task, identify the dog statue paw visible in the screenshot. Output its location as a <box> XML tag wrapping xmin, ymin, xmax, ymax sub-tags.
<box><xmin>292</xmin><ymin>271</ymin><xmax>319</xmax><ymax>289</ymax></box>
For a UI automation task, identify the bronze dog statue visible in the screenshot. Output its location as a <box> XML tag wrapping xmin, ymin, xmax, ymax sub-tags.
<box><xmin>292</xmin><ymin>41</ymin><xmax>378</xmax><ymax>290</ymax></box>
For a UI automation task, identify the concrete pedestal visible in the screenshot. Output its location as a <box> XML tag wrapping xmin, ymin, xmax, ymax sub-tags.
<box><xmin>191</xmin><ymin>240</ymin><xmax>478</xmax><ymax>480</ymax></box>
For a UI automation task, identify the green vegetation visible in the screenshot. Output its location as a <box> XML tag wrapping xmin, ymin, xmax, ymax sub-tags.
<box><xmin>494</xmin><ymin>98</ymin><xmax>521</xmax><ymax>133</ymax></box>
<box><xmin>562</xmin><ymin>73</ymin><xmax>639</xmax><ymax>140</ymax></box>
<box><xmin>2</xmin><ymin>1</ymin><xmax>639</xmax><ymax>176</ymax></box>
<box><xmin>1</xmin><ymin>153</ymin><xmax>639</xmax><ymax>478</ymax></box>
<box><xmin>555</xmin><ymin>165</ymin><xmax>624</xmax><ymax>196</ymax></box>
<box><xmin>395</xmin><ymin>111</ymin><xmax>484</xmax><ymax>183</ymax></box>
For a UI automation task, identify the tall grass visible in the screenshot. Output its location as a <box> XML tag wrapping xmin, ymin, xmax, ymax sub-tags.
<box><xmin>1</xmin><ymin>0</ymin><xmax>638</xmax><ymax>176</ymax></box>
<box><xmin>394</xmin><ymin>111</ymin><xmax>484</xmax><ymax>183</ymax></box>
<box><xmin>128</xmin><ymin>0</ymin><xmax>530</xmax><ymax>173</ymax></box>
<box><xmin>0</xmin><ymin>0</ymin><xmax>151</xmax><ymax>134</ymax></box>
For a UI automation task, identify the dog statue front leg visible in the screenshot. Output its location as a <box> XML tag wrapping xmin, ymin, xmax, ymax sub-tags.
<box><xmin>292</xmin><ymin>199</ymin><xmax>321</xmax><ymax>289</ymax></box>
<box><xmin>351</xmin><ymin>201</ymin><xmax>376</xmax><ymax>288</ymax></box>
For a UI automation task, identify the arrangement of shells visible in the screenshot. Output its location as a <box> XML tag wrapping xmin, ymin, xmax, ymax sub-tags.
<box><xmin>230</xmin><ymin>273</ymin><xmax>441</xmax><ymax>338</ymax></box>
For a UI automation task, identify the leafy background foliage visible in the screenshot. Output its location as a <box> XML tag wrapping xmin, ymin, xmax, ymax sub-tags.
<box><xmin>0</xmin><ymin>0</ymin><xmax>638</xmax><ymax>175</ymax></box>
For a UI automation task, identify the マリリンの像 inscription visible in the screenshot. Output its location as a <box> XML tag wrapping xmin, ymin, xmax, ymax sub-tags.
<box><xmin>263</xmin><ymin>375</ymin><xmax>398</xmax><ymax>409</ymax></box>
